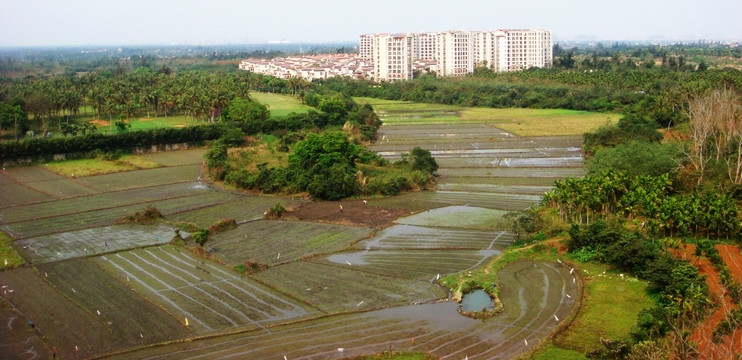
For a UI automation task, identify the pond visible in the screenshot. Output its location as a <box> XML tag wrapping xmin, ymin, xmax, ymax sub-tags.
<box><xmin>461</xmin><ymin>289</ymin><xmax>494</xmax><ymax>312</ymax></box>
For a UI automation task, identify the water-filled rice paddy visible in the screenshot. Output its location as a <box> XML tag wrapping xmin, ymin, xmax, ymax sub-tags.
<box><xmin>208</xmin><ymin>220</ymin><xmax>373</xmax><ymax>266</ymax></box>
<box><xmin>0</xmin><ymin>100</ymin><xmax>588</xmax><ymax>359</ymax></box>
<box><xmin>96</xmin><ymin>245</ymin><xmax>311</xmax><ymax>334</ymax></box>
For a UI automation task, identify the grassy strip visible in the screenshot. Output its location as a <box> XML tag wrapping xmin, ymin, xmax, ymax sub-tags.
<box><xmin>354</xmin><ymin>96</ymin><xmax>619</xmax><ymax>136</ymax></box>
<box><xmin>251</xmin><ymin>92</ymin><xmax>313</xmax><ymax>117</ymax></box>
<box><xmin>549</xmin><ymin>257</ymin><xmax>654</xmax><ymax>354</ymax></box>
<box><xmin>0</xmin><ymin>230</ymin><xmax>25</xmax><ymax>269</ymax></box>
<box><xmin>44</xmin><ymin>156</ymin><xmax>161</xmax><ymax>177</ymax></box>
<box><xmin>440</xmin><ymin>242</ymin><xmax>560</xmax><ymax>302</ymax></box>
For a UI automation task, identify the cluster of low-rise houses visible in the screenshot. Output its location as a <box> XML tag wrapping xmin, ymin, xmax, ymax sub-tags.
<box><xmin>239</xmin><ymin>29</ymin><xmax>553</xmax><ymax>82</ymax></box>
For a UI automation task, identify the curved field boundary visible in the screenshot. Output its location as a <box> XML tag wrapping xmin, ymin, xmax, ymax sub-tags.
<box><xmin>358</xmin><ymin>224</ymin><xmax>514</xmax><ymax>250</ymax></box>
<box><xmin>317</xmin><ymin>249</ymin><xmax>487</xmax><ymax>280</ymax></box>
<box><xmin>96</xmin><ymin>245</ymin><xmax>311</xmax><ymax>334</ymax></box>
<box><xmin>103</xmin><ymin>260</ymin><xmax>578</xmax><ymax>360</ymax></box>
<box><xmin>208</xmin><ymin>220</ymin><xmax>373</xmax><ymax>266</ymax></box>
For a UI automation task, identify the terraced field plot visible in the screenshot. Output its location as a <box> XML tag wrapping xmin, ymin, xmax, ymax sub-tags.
<box><xmin>0</xmin><ymin>300</ymin><xmax>51</xmax><ymax>359</ymax></box>
<box><xmin>17</xmin><ymin>224</ymin><xmax>177</xmax><ymax>263</ymax></box>
<box><xmin>394</xmin><ymin>206</ymin><xmax>510</xmax><ymax>229</ymax></box>
<box><xmin>3</xmin><ymin>189</ymin><xmax>239</xmax><ymax>238</ymax></box>
<box><xmin>0</xmin><ymin>267</ymin><xmax>131</xmax><ymax>359</ymax></box>
<box><xmin>357</xmin><ymin>224</ymin><xmax>513</xmax><ymax>250</ymax></box>
<box><xmin>139</xmin><ymin>148</ymin><xmax>208</xmax><ymax>166</ymax></box>
<box><xmin>1</xmin><ymin>182</ymin><xmax>211</xmax><ymax>224</ymax></box>
<box><xmin>320</xmin><ymin>249</ymin><xmax>489</xmax><ymax>280</ymax></box>
<box><xmin>208</xmin><ymin>220</ymin><xmax>373</xmax><ymax>266</ymax></box>
<box><xmin>173</xmin><ymin>196</ymin><xmax>303</xmax><ymax>227</ymax></box>
<box><xmin>77</xmin><ymin>164</ymin><xmax>201</xmax><ymax>191</ymax></box>
<box><xmin>110</xmin><ymin>260</ymin><xmax>577</xmax><ymax>360</ymax></box>
<box><xmin>253</xmin><ymin>261</ymin><xmax>446</xmax><ymax>313</ymax></box>
<box><xmin>2</xmin><ymin>166</ymin><xmax>98</xmax><ymax>198</ymax></box>
<box><xmin>37</xmin><ymin>259</ymin><xmax>191</xmax><ymax>347</ymax></box>
<box><xmin>0</xmin><ymin>172</ymin><xmax>53</xmax><ymax>207</ymax></box>
<box><xmin>96</xmin><ymin>245</ymin><xmax>311</xmax><ymax>334</ymax></box>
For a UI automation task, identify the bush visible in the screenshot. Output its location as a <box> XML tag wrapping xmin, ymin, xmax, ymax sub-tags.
<box><xmin>410</xmin><ymin>147</ymin><xmax>438</xmax><ymax>174</ymax></box>
<box><xmin>207</xmin><ymin>218</ymin><xmax>237</xmax><ymax>234</ymax></box>
<box><xmin>265</xmin><ymin>203</ymin><xmax>286</xmax><ymax>219</ymax></box>
<box><xmin>193</xmin><ymin>228</ymin><xmax>210</xmax><ymax>247</ymax></box>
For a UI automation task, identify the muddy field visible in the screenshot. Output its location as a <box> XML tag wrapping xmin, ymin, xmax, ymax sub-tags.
<box><xmin>0</xmin><ymin>113</ymin><xmax>585</xmax><ymax>359</ymax></box>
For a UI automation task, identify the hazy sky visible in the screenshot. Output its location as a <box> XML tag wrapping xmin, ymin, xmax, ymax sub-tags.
<box><xmin>1</xmin><ymin>0</ymin><xmax>741</xmax><ymax>47</ymax></box>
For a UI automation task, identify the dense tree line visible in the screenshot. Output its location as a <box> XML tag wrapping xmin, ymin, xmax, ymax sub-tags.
<box><xmin>543</xmin><ymin>171</ymin><xmax>740</xmax><ymax>239</ymax></box>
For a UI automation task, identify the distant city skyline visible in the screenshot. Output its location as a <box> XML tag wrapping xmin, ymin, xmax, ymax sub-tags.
<box><xmin>1</xmin><ymin>0</ymin><xmax>741</xmax><ymax>47</ymax></box>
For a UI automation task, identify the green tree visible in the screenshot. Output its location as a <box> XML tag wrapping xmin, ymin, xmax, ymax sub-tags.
<box><xmin>409</xmin><ymin>147</ymin><xmax>439</xmax><ymax>174</ymax></box>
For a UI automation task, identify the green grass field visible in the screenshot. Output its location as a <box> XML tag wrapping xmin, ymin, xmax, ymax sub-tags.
<box><xmin>44</xmin><ymin>156</ymin><xmax>161</xmax><ymax>177</ymax></box>
<box><xmin>0</xmin><ymin>231</ymin><xmax>25</xmax><ymax>269</ymax></box>
<box><xmin>251</xmin><ymin>92</ymin><xmax>313</xmax><ymax>118</ymax></box>
<box><xmin>551</xmin><ymin>260</ymin><xmax>654</xmax><ymax>354</ymax></box>
<box><xmin>354</xmin><ymin>97</ymin><xmax>619</xmax><ymax>136</ymax></box>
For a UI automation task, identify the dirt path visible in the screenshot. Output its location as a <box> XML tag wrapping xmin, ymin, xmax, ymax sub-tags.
<box><xmin>678</xmin><ymin>244</ymin><xmax>742</xmax><ymax>359</ymax></box>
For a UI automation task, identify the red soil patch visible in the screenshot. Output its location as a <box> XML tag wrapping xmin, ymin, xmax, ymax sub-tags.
<box><xmin>284</xmin><ymin>199</ymin><xmax>411</xmax><ymax>228</ymax></box>
<box><xmin>673</xmin><ymin>244</ymin><xmax>742</xmax><ymax>359</ymax></box>
<box><xmin>139</xmin><ymin>118</ymin><xmax>153</xmax><ymax>121</ymax></box>
<box><xmin>173</xmin><ymin>124</ymin><xmax>186</xmax><ymax>128</ymax></box>
<box><xmin>659</xmin><ymin>128</ymin><xmax>689</xmax><ymax>142</ymax></box>
<box><xmin>89</xmin><ymin>119</ymin><xmax>110</xmax><ymax>127</ymax></box>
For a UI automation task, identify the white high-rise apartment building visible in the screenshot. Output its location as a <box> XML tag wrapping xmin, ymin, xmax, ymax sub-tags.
<box><xmin>372</xmin><ymin>34</ymin><xmax>415</xmax><ymax>82</ymax></box>
<box><xmin>360</xmin><ymin>29</ymin><xmax>552</xmax><ymax>81</ymax></box>
<box><xmin>359</xmin><ymin>34</ymin><xmax>373</xmax><ymax>60</ymax></box>
<box><xmin>501</xmin><ymin>29</ymin><xmax>552</xmax><ymax>71</ymax></box>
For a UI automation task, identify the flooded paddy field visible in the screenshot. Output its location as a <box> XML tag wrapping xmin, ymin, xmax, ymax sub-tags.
<box><xmin>1</xmin><ymin>106</ymin><xmax>587</xmax><ymax>359</ymax></box>
<box><xmin>207</xmin><ymin>220</ymin><xmax>373</xmax><ymax>266</ymax></box>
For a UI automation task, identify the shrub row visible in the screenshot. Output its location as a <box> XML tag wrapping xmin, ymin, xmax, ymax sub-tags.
<box><xmin>1</xmin><ymin>124</ymin><xmax>226</xmax><ymax>160</ymax></box>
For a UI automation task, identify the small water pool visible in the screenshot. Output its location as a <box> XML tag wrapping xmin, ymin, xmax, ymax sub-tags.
<box><xmin>461</xmin><ymin>289</ymin><xmax>494</xmax><ymax>312</ymax></box>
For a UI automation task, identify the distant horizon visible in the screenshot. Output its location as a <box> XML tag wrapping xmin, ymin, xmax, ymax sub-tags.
<box><xmin>0</xmin><ymin>36</ymin><xmax>740</xmax><ymax>50</ymax></box>
<box><xmin>2</xmin><ymin>0</ymin><xmax>741</xmax><ymax>47</ymax></box>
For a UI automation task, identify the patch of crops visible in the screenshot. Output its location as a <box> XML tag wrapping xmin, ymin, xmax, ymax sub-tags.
<box><xmin>1</xmin><ymin>182</ymin><xmax>214</xmax><ymax>224</ymax></box>
<box><xmin>438</xmin><ymin>176</ymin><xmax>557</xmax><ymax>187</ymax></box>
<box><xmin>319</xmin><ymin>249</ymin><xmax>488</xmax><ymax>280</ymax></box>
<box><xmin>434</xmin><ymin>156</ymin><xmax>584</xmax><ymax>169</ymax></box>
<box><xmin>78</xmin><ymin>165</ymin><xmax>202</xmax><ymax>191</ymax></box>
<box><xmin>395</xmin><ymin>206</ymin><xmax>511</xmax><ymax>228</ymax></box>
<box><xmin>415</xmin><ymin>191</ymin><xmax>543</xmax><ymax>211</ymax></box>
<box><xmin>110</xmin><ymin>312</ymin><xmax>434</xmax><ymax>360</ymax></box>
<box><xmin>4</xmin><ymin>166</ymin><xmax>98</xmax><ymax>198</ymax></box>
<box><xmin>0</xmin><ymin>173</ymin><xmax>52</xmax><ymax>207</ymax></box>
<box><xmin>208</xmin><ymin>220</ymin><xmax>373</xmax><ymax>266</ymax></box>
<box><xmin>173</xmin><ymin>196</ymin><xmax>303</xmax><ymax>227</ymax></box>
<box><xmin>436</xmin><ymin>167</ymin><xmax>586</xmax><ymax>178</ymax></box>
<box><xmin>436</xmin><ymin>183</ymin><xmax>552</xmax><ymax>196</ymax></box>
<box><xmin>3</xmin><ymin>190</ymin><xmax>239</xmax><ymax>238</ymax></box>
<box><xmin>253</xmin><ymin>261</ymin><xmax>446</xmax><ymax>313</ymax></box>
<box><xmin>37</xmin><ymin>259</ymin><xmax>191</xmax><ymax>346</ymax></box>
<box><xmin>0</xmin><ymin>267</ymin><xmax>129</xmax><ymax>359</ymax></box>
<box><xmin>17</xmin><ymin>224</ymin><xmax>176</xmax><ymax>263</ymax></box>
<box><xmin>357</xmin><ymin>225</ymin><xmax>513</xmax><ymax>250</ymax></box>
<box><xmin>420</xmin><ymin>261</ymin><xmax>578</xmax><ymax>360</ymax></box>
<box><xmin>106</xmin><ymin>260</ymin><xmax>577</xmax><ymax>360</ymax></box>
<box><xmin>0</xmin><ymin>300</ymin><xmax>52</xmax><ymax>359</ymax></box>
<box><xmin>95</xmin><ymin>245</ymin><xmax>310</xmax><ymax>334</ymax></box>
<box><xmin>139</xmin><ymin>148</ymin><xmax>208</xmax><ymax>166</ymax></box>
